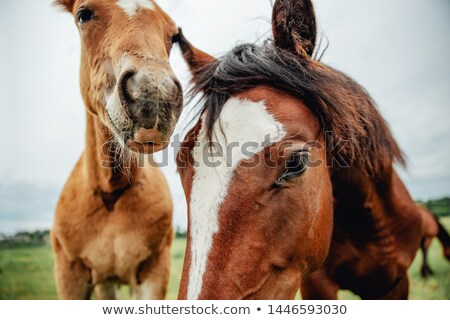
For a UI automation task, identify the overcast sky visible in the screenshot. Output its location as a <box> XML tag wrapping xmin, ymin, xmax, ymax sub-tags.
<box><xmin>1</xmin><ymin>0</ymin><xmax>449</xmax><ymax>233</ymax></box>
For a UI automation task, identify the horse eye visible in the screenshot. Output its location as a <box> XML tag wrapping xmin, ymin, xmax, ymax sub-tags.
<box><xmin>273</xmin><ymin>151</ymin><xmax>309</xmax><ymax>188</ymax></box>
<box><xmin>77</xmin><ymin>8</ymin><xmax>95</xmax><ymax>24</ymax></box>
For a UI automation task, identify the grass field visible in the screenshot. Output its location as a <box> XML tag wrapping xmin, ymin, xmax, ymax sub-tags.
<box><xmin>1</xmin><ymin>218</ymin><xmax>449</xmax><ymax>300</ymax></box>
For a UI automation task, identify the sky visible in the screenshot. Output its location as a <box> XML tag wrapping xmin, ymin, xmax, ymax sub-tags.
<box><xmin>0</xmin><ymin>0</ymin><xmax>449</xmax><ymax>234</ymax></box>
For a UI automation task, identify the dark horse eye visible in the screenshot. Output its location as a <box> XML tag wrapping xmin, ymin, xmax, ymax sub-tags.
<box><xmin>273</xmin><ymin>151</ymin><xmax>309</xmax><ymax>188</ymax></box>
<box><xmin>77</xmin><ymin>8</ymin><xmax>95</xmax><ymax>24</ymax></box>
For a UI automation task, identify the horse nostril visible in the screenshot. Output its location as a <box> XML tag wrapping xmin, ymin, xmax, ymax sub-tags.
<box><xmin>271</xmin><ymin>259</ymin><xmax>291</xmax><ymax>272</ymax></box>
<box><xmin>272</xmin><ymin>265</ymin><xmax>287</xmax><ymax>272</ymax></box>
<box><xmin>118</xmin><ymin>69</ymin><xmax>137</xmax><ymax>108</ymax></box>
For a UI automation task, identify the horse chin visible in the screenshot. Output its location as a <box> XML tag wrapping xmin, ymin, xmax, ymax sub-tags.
<box><xmin>125</xmin><ymin>126</ymin><xmax>171</xmax><ymax>154</ymax></box>
<box><xmin>125</xmin><ymin>140</ymin><xmax>169</xmax><ymax>154</ymax></box>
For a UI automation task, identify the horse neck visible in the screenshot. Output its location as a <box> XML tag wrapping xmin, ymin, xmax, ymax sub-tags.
<box><xmin>332</xmin><ymin>168</ymin><xmax>423</xmax><ymax>268</ymax></box>
<box><xmin>83</xmin><ymin>112</ymin><xmax>140</xmax><ymax>193</ymax></box>
<box><xmin>332</xmin><ymin>169</ymin><xmax>396</xmax><ymax>239</ymax></box>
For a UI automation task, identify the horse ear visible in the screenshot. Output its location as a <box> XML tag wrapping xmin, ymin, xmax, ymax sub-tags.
<box><xmin>54</xmin><ymin>0</ymin><xmax>75</xmax><ymax>13</ymax></box>
<box><xmin>272</xmin><ymin>0</ymin><xmax>317</xmax><ymax>57</ymax></box>
<box><xmin>176</xmin><ymin>29</ymin><xmax>217</xmax><ymax>78</ymax></box>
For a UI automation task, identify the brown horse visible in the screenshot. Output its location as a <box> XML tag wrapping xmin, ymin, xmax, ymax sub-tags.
<box><xmin>418</xmin><ymin>206</ymin><xmax>450</xmax><ymax>278</ymax></box>
<box><xmin>52</xmin><ymin>0</ymin><xmax>182</xmax><ymax>299</ymax></box>
<box><xmin>176</xmin><ymin>0</ymin><xmax>423</xmax><ymax>299</ymax></box>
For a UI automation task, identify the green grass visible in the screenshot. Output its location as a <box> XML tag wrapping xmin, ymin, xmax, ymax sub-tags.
<box><xmin>407</xmin><ymin>229</ymin><xmax>450</xmax><ymax>300</ymax></box>
<box><xmin>0</xmin><ymin>245</ymin><xmax>56</xmax><ymax>299</ymax></box>
<box><xmin>0</xmin><ymin>239</ymin><xmax>186</xmax><ymax>300</ymax></box>
<box><xmin>1</xmin><ymin>218</ymin><xmax>450</xmax><ymax>300</ymax></box>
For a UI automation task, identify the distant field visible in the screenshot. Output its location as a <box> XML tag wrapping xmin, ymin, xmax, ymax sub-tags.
<box><xmin>1</xmin><ymin>218</ymin><xmax>449</xmax><ymax>300</ymax></box>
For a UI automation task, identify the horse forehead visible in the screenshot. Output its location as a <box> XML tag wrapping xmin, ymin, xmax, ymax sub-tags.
<box><xmin>186</xmin><ymin>97</ymin><xmax>286</xmax><ymax>299</ymax></box>
<box><xmin>193</xmin><ymin>97</ymin><xmax>287</xmax><ymax>167</ymax></box>
<box><xmin>117</xmin><ymin>0</ymin><xmax>155</xmax><ymax>17</ymax></box>
<box><xmin>217</xmin><ymin>98</ymin><xmax>285</xmax><ymax>145</ymax></box>
<box><xmin>236</xmin><ymin>86</ymin><xmax>320</xmax><ymax>132</ymax></box>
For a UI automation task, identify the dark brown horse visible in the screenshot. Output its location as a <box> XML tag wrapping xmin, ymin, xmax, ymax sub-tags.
<box><xmin>176</xmin><ymin>0</ymin><xmax>423</xmax><ymax>299</ymax></box>
<box><xmin>418</xmin><ymin>206</ymin><xmax>450</xmax><ymax>278</ymax></box>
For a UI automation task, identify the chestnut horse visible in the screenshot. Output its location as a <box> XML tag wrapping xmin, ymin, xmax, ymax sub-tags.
<box><xmin>176</xmin><ymin>0</ymin><xmax>423</xmax><ymax>299</ymax></box>
<box><xmin>418</xmin><ymin>206</ymin><xmax>450</xmax><ymax>278</ymax></box>
<box><xmin>52</xmin><ymin>0</ymin><xmax>182</xmax><ymax>299</ymax></box>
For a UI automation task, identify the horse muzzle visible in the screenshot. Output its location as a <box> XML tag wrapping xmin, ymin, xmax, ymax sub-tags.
<box><xmin>108</xmin><ymin>65</ymin><xmax>183</xmax><ymax>153</ymax></box>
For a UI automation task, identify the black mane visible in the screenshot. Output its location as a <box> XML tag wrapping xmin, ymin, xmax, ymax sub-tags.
<box><xmin>188</xmin><ymin>41</ymin><xmax>404</xmax><ymax>181</ymax></box>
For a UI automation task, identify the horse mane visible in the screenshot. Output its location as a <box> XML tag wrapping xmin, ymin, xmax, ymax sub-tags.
<box><xmin>188</xmin><ymin>41</ymin><xmax>405</xmax><ymax>182</ymax></box>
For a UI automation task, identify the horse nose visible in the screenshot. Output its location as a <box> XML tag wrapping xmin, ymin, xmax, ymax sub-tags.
<box><xmin>119</xmin><ymin>68</ymin><xmax>181</xmax><ymax>104</ymax></box>
<box><xmin>118</xmin><ymin>68</ymin><xmax>138</xmax><ymax>107</ymax></box>
<box><xmin>118</xmin><ymin>68</ymin><xmax>181</xmax><ymax>127</ymax></box>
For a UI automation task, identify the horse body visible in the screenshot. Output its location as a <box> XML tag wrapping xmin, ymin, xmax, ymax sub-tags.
<box><xmin>53</xmin><ymin>127</ymin><xmax>173</xmax><ymax>299</ymax></box>
<box><xmin>302</xmin><ymin>170</ymin><xmax>422</xmax><ymax>299</ymax></box>
<box><xmin>52</xmin><ymin>0</ymin><xmax>181</xmax><ymax>299</ymax></box>
<box><xmin>417</xmin><ymin>206</ymin><xmax>450</xmax><ymax>277</ymax></box>
<box><xmin>420</xmin><ymin>207</ymin><xmax>439</xmax><ymax>240</ymax></box>
<box><xmin>176</xmin><ymin>0</ymin><xmax>423</xmax><ymax>299</ymax></box>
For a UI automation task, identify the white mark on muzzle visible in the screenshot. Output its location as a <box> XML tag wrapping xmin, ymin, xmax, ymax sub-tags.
<box><xmin>187</xmin><ymin>98</ymin><xmax>286</xmax><ymax>300</ymax></box>
<box><xmin>117</xmin><ymin>0</ymin><xmax>155</xmax><ymax>17</ymax></box>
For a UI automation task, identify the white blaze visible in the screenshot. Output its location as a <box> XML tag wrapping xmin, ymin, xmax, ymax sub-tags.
<box><xmin>117</xmin><ymin>0</ymin><xmax>155</xmax><ymax>17</ymax></box>
<box><xmin>187</xmin><ymin>98</ymin><xmax>286</xmax><ymax>299</ymax></box>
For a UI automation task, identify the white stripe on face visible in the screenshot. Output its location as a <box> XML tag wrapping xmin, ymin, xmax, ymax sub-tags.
<box><xmin>117</xmin><ymin>0</ymin><xmax>155</xmax><ymax>17</ymax></box>
<box><xmin>187</xmin><ymin>97</ymin><xmax>286</xmax><ymax>300</ymax></box>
